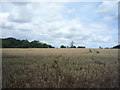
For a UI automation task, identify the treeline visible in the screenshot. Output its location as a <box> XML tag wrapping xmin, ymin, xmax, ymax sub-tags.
<box><xmin>112</xmin><ymin>45</ymin><xmax>120</xmax><ymax>49</ymax></box>
<box><xmin>60</xmin><ymin>41</ymin><xmax>85</xmax><ymax>48</ymax></box>
<box><xmin>60</xmin><ymin>45</ymin><xmax>85</xmax><ymax>48</ymax></box>
<box><xmin>1</xmin><ymin>37</ymin><xmax>54</xmax><ymax>48</ymax></box>
<box><xmin>1</xmin><ymin>37</ymin><xmax>86</xmax><ymax>48</ymax></box>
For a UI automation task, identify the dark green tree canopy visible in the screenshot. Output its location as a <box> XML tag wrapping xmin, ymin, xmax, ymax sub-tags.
<box><xmin>60</xmin><ymin>45</ymin><xmax>66</xmax><ymax>48</ymax></box>
<box><xmin>77</xmin><ymin>46</ymin><xmax>85</xmax><ymax>48</ymax></box>
<box><xmin>2</xmin><ymin>37</ymin><xmax>54</xmax><ymax>48</ymax></box>
<box><xmin>112</xmin><ymin>45</ymin><xmax>120</xmax><ymax>49</ymax></box>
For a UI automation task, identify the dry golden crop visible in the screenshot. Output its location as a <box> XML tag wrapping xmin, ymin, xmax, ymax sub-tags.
<box><xmin>2</xmin><ymin>48</ymin><xmax>119</xmax><ymax>88</ymax></box>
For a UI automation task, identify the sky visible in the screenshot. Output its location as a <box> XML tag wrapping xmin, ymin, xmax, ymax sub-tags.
<box><xmin>0</xmin><ymin>1</ymin><xmax>118</xmax><ymax>48</ymax></box>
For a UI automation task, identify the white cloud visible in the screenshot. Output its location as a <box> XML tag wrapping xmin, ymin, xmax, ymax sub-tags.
<box><xmin>67</xmin><ymin>8</ymin><xmax>75</xmax><ymax>14</ymax></box>
<box><xmin>1</xmin><ymin>2</ymin><xmax>117</xmax><ymax>48</ymax></box>
<box><xmin>103</xmin><ymin>16</ymin><xmax>114</xmax><ymax>21</ymax></box>
<box><xmin>96</xmin><ymin>1</ymin><xmax>118</xmax><ymax>21</ymax></box>
<box><xmin>97</xmin><ymin>1</ymin><xmax>117</xmax><ymax>14</ymax></box>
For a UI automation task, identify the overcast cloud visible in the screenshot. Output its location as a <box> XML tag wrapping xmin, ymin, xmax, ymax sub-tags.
<box><xmin>0</xmin><ymin>1</ymin><xmax>118</xmax><ymax>48</ymax></box>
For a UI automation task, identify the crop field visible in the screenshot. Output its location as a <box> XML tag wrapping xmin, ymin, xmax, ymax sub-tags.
<box><xmin>2</xmin><ymin>48</ymin><xmax>119</xmax><ymax>88</ymax></box>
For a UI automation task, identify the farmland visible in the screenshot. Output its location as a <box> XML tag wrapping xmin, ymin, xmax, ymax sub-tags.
<box><xmin>2</xmin><ymin>48</ymin><xmax>119</xmax><ymax>88</ymax></box>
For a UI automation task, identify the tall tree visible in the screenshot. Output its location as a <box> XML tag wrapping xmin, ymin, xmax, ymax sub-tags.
<box><xmin>70</xmin><ymin>41</ymin><xmax>74</xmax><ymax>48</ymax></box>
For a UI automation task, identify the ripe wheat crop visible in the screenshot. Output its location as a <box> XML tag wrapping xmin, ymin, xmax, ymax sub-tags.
<box><xmin>2</xmin><ymin>48</ymin><xmax>119</xmax><ymax>88</ymax></box>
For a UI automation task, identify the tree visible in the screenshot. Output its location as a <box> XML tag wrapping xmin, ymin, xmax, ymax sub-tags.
<box><xmin>48</xmin><ymin>45</ymin><xmax>54</xmax><ymax>48</ymax></box>
<box><xmin>77</xmin><ymin>46</ymin><xmax>85</xmax><ymax>48</ymax></box>
<box><xmin>99</xmin><ymin>46</ymin><xmax>103</xmax><ymax>49</ymax></box>
<box><xmin>21</xmin><ymin>40</ymin><xmax>30</xmax><ymax>48</ymax></box>
<box><xmin>70</xmin><ymin>41</ymin><xmax>74</xmax><ymax>48</ymax></box>
<box><xmin>2</xmin><ymin>37</ymin><xmax>54</xmax><ymax>48</ymax></box>
<box><xmin>2</xmin><ymin>37</ymin><xmax>21</xmax><ymax>48</ymax></box>
<box><xmin>60</xmin><ymin>45</ymin><xmax>66</xmax><ymax>48</ymax></box>
<box><xmin>30</xmin><ymin>40</ymin><xmax>39</xmax><ymax>48</ymax></box>
<box><xmin>112</xmin><ymin>45</ymin><xmax>120</xmax><ymax>49</ymax></box>
<box><xmin>2</xmin><ymin>39</ymin><xmax>11</xmax><ymax>48</ymax></box>
<box><xmin>73</xmin><ymin>46</ymin><xmax>76</xmax><ymax>48</ymax></box>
